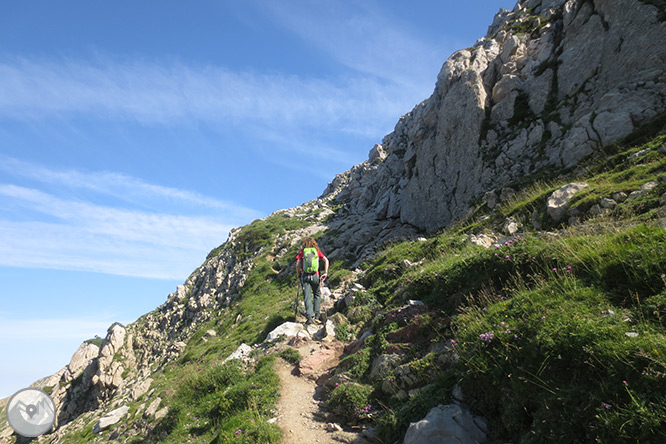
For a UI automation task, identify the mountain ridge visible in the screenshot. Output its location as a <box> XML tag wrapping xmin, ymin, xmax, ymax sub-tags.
<box><xmin>2</xmin><ymin>0</ymin><xmax>666</xmax><ymax>442</ymax></box>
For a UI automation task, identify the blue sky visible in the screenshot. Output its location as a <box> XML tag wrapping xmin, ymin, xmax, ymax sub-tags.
<box><xmin>0</xmin><ymin>0</ymin><xmax>514</xmax><ymax>398</ymax></box>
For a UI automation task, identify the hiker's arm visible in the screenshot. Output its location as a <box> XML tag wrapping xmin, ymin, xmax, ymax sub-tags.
<box><xmin>296</xmin><ymin>258</ymin><xmax>302</xmax><ymax>278</ymax></box>
<box><xmin>322</xmin><ymin>256</ymin><xmax>329</xmax><ymax>280</ymax></box>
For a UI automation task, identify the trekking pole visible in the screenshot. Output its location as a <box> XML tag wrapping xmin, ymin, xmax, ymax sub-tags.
<box><xmin>294</xmin><ymin>275</ymin><xmax>301</xmax><ymax>317</ymax></box>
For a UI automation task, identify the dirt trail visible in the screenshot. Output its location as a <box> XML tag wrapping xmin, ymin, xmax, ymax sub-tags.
<box><xmin>274</xmin><ymin>342</ymin><xmax>371</xmax><ymax>444</ymax></box>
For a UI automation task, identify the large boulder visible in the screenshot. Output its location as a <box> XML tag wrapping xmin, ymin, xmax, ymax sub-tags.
<box><xmin>298</xmin><ymin>343</ymin><xmax>344</xmax><ymax>377</ymax></box>
<box><xmin>93</xmin><ymin>405</ymin><xmax>130</xmax><ymax>434</ymax></box>
<box><xmin>547</xmin><ymin>183</ymin><xmax>588</xmax><ymax>222</ymax></box>
<box><xmin>64</xmin><ymin>342</ymin><xmax>100</xmax><ymax>381</ymax></box>
<box><xmin>266</xmin><ymin>321</ymin><xmax>335</xmax><ymax>343</ymax></box>
<box><xmin>403</xmin><ymin>404</ymin><xmax>487</xmax><ymax>444</ymax></box>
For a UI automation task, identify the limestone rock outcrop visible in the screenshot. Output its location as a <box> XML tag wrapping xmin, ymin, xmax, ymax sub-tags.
<box><xmin>320</xmin><ymin>0</ymin><xmax>666</xmax><ymax>236</ymax></box>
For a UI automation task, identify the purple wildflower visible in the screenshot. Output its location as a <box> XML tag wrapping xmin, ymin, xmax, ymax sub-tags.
<box><xmin>480</xmin><ymin>331</ymin><xmax>495</xmax><ymax>343</ymax></box>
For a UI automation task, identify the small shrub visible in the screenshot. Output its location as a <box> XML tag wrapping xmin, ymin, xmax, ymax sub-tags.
<box><xmin>328</xmin><ymin>382</ymin><xmax>373</xmax><ymax>423</ymax></box>
<box><xmin>278</xmin><ymin>348</ymin><xmax>301</xmax><ymax>364</ymax></box>
<box><xmin>337</xmin><ymin>348</ymin><xmax>371</xmax><ymax>380</ymax></box>
<box><xmin>334</xmin><ymin>321</ymin><xmax>352</xmax><ymax>342</ymax></box>
<box><xmin>84</xmin><ymin>337</ymin><xmax>104</xmax><ymax>347</ymax></box>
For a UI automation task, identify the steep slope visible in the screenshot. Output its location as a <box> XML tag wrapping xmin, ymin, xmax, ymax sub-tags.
<box><xmin>322</xmin><ymin>0</ymin><xmax>666</xmax><ymax>233</ymax></box>
<box><xmin>1</xmin><ymin>0</ymin><xmax>666</xmax><ymax>443</ymax></box>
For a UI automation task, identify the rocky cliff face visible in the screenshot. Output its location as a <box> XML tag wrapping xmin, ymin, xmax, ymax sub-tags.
<box><xmin>322</xmin><ymin>0</ymin><xmax>666</xmax><ymax>233</ymax></box>
<box><xmin>2</xmin><ymin>0</ymin><xmax>665</xmax><ymax>442</ymax></box>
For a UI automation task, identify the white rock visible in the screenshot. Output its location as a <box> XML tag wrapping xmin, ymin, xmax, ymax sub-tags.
<box><xmin>370</xmin><ymin>354</ymin><xmax>403</xmax><ymax>380</ymax></box>
<box><xmin>503</xmin><ymin>217</ymin><xmax>519</xmax><ymax>235</ymax></box>
<box><xmin>64</xmin><ymin>342</ymin><xmax>100</xmax><ymax>381</ymax></box>
<box><xmin>131</xmin><ymin>378</ymin><xmax>153</xmax><ymax>400</ymax></box>
<box><xmin>612</xmin><ymin>192</ymin><xmax>628</xmax><ymax>202</ymax></box>
<box><xmin>469</xmin><ymin>233</ymin><xmax>497</xmax><ymax>248</ymax></box>
<box><xmin>403</xmin><ymin>404</ymin><xmax>487</xmax><ymax>444</ymax></box>
<box><xmin>155</xmin><ymin>406</ymin><xmax>169</xmax><ymax>420</ymax></box>
<box><xmin>547</xmin><ymin>183</ymin><xmax>588</xmax><ymax>222</ymax></box>
<box><xmin>94</xmin><ymin>405</ymin><xmax>130</xmax><ymax>433</ymax></box>
<box><xmin>327</xmin><ymin>423</ymin><xmax>344</xmax><ymax>432</ymax></box>
<box><xmin>642</xmin><ymin>181</ymin><xmax>658</xmax><ymax>192</ymax></box>
<box><xmin>266</xmin><ymin>322</ymin><xmax>308</xmax><ymax>342</ymax></box>
<box><xmin>224</xmin><ymin>343</ymin><xmax>253</xmax><ymax>363</ymax></box>
<box><xmin>600</xmin><ymin>198</ymin><xmax>617</xmax><ymax>209</ymax></box>
<box><xmin>144</xmin><ymin>397</ymin><xmax>162</xmax><ymax>418</ymax></box>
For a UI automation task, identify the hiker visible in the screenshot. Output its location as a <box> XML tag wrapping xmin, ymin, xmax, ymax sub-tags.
<box><xmin>296</xmin><ymin>237</ymin><xmax>329</xmax><ymax>325</ymax></box>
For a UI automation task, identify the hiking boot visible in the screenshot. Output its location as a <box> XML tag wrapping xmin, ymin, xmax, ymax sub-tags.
<box><xmin>319</xmin><ymin>312</ymin><xmax>328</xmax><ymax>324</ymax></box>
<box><xmin>305</xmin><ymin>318</ymin><xmax>313</xmax><ymax>325</ymax></box>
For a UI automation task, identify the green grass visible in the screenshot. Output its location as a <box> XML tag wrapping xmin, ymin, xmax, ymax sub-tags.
<box><xmin>84</xmin><ymin>337</ymin><xmax>104</xmax><ymax>347</ymax></box>
<box><xmin>206</xmin><ymin>213</ymin><xmax>311</xmax><ymax>262</ymax></box>
<box><xmin>328</xmin><ymin>381</ymin><xmax>373</xmax><ymax>422</ymax></box>
<box><xmin>49</xmin><ymin>114</ymin><xmax>666</xmax><ymax>443</ymax></box>
<box><xmin>277</xmin><ymin>348</ymin><xmax>301</xmax><ymax>364</ymax></box>
<box><xmin>349</xmin><ymin>123</ymin><xmax>666</xmax><ymax>442</ymax></box>
<box><xmin>454</xmin><ymin>267</ymin><xmax>666</xmax><ymax>443</ymax></box>
<box><xmin>361</xmin><ymin>222</ymin><xmax>666</xmax><ymax>442</ymax></box>
<box><xmin>144</xmin><ymin>356</ymin><xmax>281</xmax><ymax>444</ymax></box>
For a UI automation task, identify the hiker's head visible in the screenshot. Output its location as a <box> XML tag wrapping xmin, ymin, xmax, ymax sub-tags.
<box><xmin>302</xmin><ymin>237</ymin><xmax>318</xmax><ymax>249</ymax></box>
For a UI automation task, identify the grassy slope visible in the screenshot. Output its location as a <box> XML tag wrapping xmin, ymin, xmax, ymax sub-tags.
<box><xmin>349</xmin><ymin>118</ymin><xmax>666</xmax><ymax>443</ymax></box>
<box><xmin>51</xmin><ymin>116</ymin><xmax>666</xmax><ymax>444</ymax></box>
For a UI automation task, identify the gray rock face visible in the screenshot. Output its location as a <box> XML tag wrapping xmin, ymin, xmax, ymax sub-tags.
<box><xmin>403</xmin><ymin>404</ymin><xmax>487</xmax><ymax>444</ymax></box>
<box><xmin>320</xmin><ymin>0</ymin><xmax>666</xmax><ymax>235</ymax></box>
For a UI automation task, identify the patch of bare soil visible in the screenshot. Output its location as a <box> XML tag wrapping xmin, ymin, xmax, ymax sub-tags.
<box><xmin>274</xmin><ymin>341</ymin><xmax>371</xmax><ymax>444</ymax></box>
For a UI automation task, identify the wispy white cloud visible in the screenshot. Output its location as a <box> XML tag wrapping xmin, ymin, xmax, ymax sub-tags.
<box><xmin>0</xmin><ymin>3</ymin><xmax>448</xmax><ymax>169</ymax></box>
<box><xmin>0</xmin><ymin>55</ymin><xmax>414</xmax><ymax>139</ymax></box>
<box><xmin>0</xmin><ymin>159</ymin><xmax>261</xmax><ymax>279</ymax></box>
<box><xmin>0</xmin><ymin>154</ymin><xmax>259</xmax><ymax>216</ymax></box>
